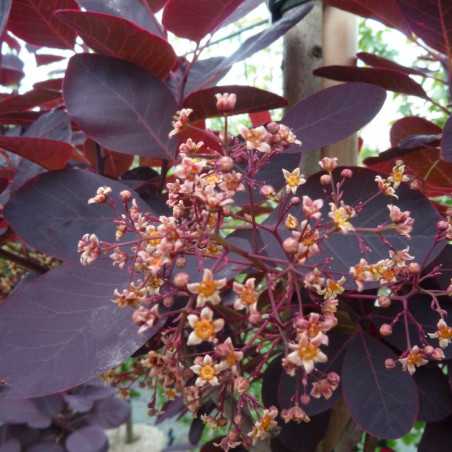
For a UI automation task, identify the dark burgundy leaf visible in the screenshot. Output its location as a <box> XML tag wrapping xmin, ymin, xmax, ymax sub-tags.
<box><xmin>283</xmin><ymin>83</ymin><xmax>386</xmax><ymax>153</ymax></box>
<box><xmin>5</xmin><ymin>169</ymin><xmax>136</xmax><ymax>261</ymax></box>
<box><xmin>76</xmin><ymin>0</ymin><xmax>163</xmax><ymax>37</ymax></box>
<box><xmin>28</xmin><ymin>443</ymin><xmax>65</xmax><ymax>452</ymax></box>
<box><xmin>357</xmin><ymin>51</ymin><xmax>430</xmax><ymax>77</ymax></box>
<box><xmin>183</xmin><ymin>85</ymin><xmax>287</xmax><ymax>119</ymax></box>
<box><xmin>156</xmin><ymin>397</ymin><xmax>186</xmax><ymax>423</ymax></box>
<box><xmin>440</xmin><ymin>0</ymin><xmax>452</xmax><ymax>57</ymax></box>
<box><xmin>365</xmin><ymin>147</ymin><xmax>452</xmax><ymax>197</ymax></box>
<box><xmin>0</xmin><ymin>88</ymin><xmax>61</xmax><ymax>115</ymax></box>
<box><xmin>391</xmin><ymin>116</ymin><xmax>441</xmax><ymax>148</ymax></box>
<box><xmin>324</xmin><ymin>0</ymin><xmax>411</xmax><ymax>34</ymax></box>
<box><xmin>398</xmin><ymin>0</ymin><xmax>445</xmax><ymax>53</ymax></box>
<box><xmin>278</xmin><ymin>411</ymin><xmax>330</xmax><ymax>452</ymax></box>
<box><xmin>0</xmin><ymin>112</ymin><xmax>42</xmax><ymax>125</ymax></box>
<box><xmin>419</xmin><ymin>415</ymin><xmax>452</xmax><ymax>452</ymax></box>
<box><xmin>0</xmin><ymin>137</ymin><xmax>74</xmax><ymax>170</ymax></box>
<box><xmin>415</xmin><ymin>365</ymin><xmax>452</xmax><ymax>422</ymax></box>
<box><xmin>249</xmin><ymin>110</ymin><xmax>272</xmax><ymax>127</ymax></box>
<box><xmin>189</xmin><ymin>417</ymin><xmax>205</xmax><ymax>445</ymax></box>
<box><xmin>441</xmin><ymin>115</ymin><xmax>452</xmax><ymax>162</ymax></box>
<box><xmin>34</xmin><ymin>395</ymin><xmax>65</xmax><ymax>418</ymax></box>
<box><xmin>342</xmin><ymin>333</ymin><xmax>418</xmax><ymax>439</ymax></box>
<box><xmin>66</xmin><ymin>426</ymin><xmax>108</xmax><ymax>452</ymax></box>
<box><xmin>33</xmin><ymin>79</ymin><xmax>63</xmax><ymax>92</ymax></box>
<box><xmin>0</xmin><ymin>399</ymin><xmax>51</xmax><ymax>428</ymax></box>
<box><xmin>89</xmin><ymin>396</ymin><xmax>130</xmax><ymax>429</ymax></box>
<box><xmin>162</xmin><ymin>0</ymin><xmax>242</xmax><ymax>42</ymax></box>
<box><xmin>0</xmin><ymin>440</ymin><xmax>20</xmax><ymax>452</ymax></box>
<box><xmin>0</xmin><ymin>252</ymin><xmax>155</xmax><ymax>399</ymax></box>
<box><xmin>4</xmin><ymin>33</ymin><xmax>20</xmax><ymax>52</ymax></box>
<box><xmin>55</xmin><ymin>10</ymin><xmax>176</xmax><ymax>79</ymax></box>
<box><xmin>314</xmin><ymin>66</ymin><xmax>427</xmax><ymax>98</ymax></box>
<box><xmin>35</xmin><ymin>54</ymin><xmax>66</xmax><ymax>66</ymax></box>
<box><xmin>146</xmin><ymin>0</ymin><xmax>167</xmax><ymax>12</ymax></box>
<box><xmin>0</xmin><ymin>54</ymin><xmax>24</xmax><ymax>86</ymax></box>
<box><xmin>64</xmin><ymin>54</ymin><xmax>177</xmax><ymax>158</ymax></box>
<box><xmin>8</xmin><ymin>0</ymin><xmax>79</xmax><ymax>49</ymax></box>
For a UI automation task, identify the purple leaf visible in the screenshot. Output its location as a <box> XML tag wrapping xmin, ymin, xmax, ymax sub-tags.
<box><xmin>0</xmin><ymin>399</ymin><xmax>51</xmax><ymax>428</ymax></box>
<box><xmin>89</xmin><ymin>396</ymin><xmax>130</xmax><ymax>428</ymax></box>
<box><xmin>0</xmin><ymin>440</ymin><xmax>20</xmax><ymax>452</ymax></box>
<box><xmin>414</xmin><ymin>366</ymin><xmax>452</xmax><ymax>422</ymax></box>
<box><xmin>314</xmin><ymin>66</ymin><xmax>428</xmax><ymax>98</ymax></box>
<box><xmin>419</xmin><ymin>416</ymin><xmax>452</xmax><ymax>452</ymax></box>
<box><xmin>76</xmin><ymin>0</ymin><xmax>164</xmax><ymax>37</ymax></box>
<box><xmin>34</xmin><ymin>395</ymin><xmax>65</xmax><ymax>418</ymax></box>
<box><xmin>64</xmin><ymin>54</ymin><xmax>177</xmax><ymax>159</ymax></box>
<box><xmin>0</xmin><ymin>169</ymin><xmax>158</xmax><ymax>398</ymax></box>
<box><xmin>278</xmin><ymin>411</ymin><xmax>330</xmax><ymax>452</ymax></box>
<box><xmin>0</xmin><ymin>0</ymin><xmax>11</xmax><ymax>42</ymax></box>
<box><xmin>283</xmin><ymin>83</ymin><xmax>386</xmax><ymax>153</ymax></box>
<box><xmin>441</xmin><ymin>115</ymin><xmax>452</xmax><ymax>162</ymax></box>
<box><xmin>66</xmin><ymin>426</ymin><xmax>108</xmax><ymax>452</ymax></box>
<box><xmin>0</xmin><ymin>54</ymin><xmax>24</xmax><ymax>86</ymax></box>
<box><xmin>342</xmin><ymin>333</ymin><xmax>418</xmax><ymax>439</ymax></box>
<box><xmin>25</xmin><ymin>109</ymin><xmax>72</xmax><ymax>142</ymax></box>
<box><xmin>4</xmin><ymin>169</ymin><xmax>132</xmax><ymax>261</ymax></box>
<box><xmin>27</xmin><ymin>443</ymin><xmax>65</xmax><ymax>452</ymax></box>
<box><xmin>8</xmin><ymin>0</ymin><xmax>79</xmax><ymax>49</ymax></box>
<box><xmin>55</xmin><ymin>10</ymin><xmax>177</xmax><ymax>79</ymax></box>
<box><xmin>272</xmin><ymin>167</ymin><xmax>443</xmax><ymax>289</ymax></box>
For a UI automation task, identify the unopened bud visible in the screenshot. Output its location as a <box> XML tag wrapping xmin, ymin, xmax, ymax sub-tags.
<box><xmin>217</xmin><ymin>156</ymin><xmax>234</xmax><ymax>172</ymax></box>
<box><xmin>432</xmin><ymin>347</ymin><xmax>445</xmax><ymax>361</ymax></box>
<box><xmin>320</xmin><ymin>174</ymin><xmax>332</xmax><ymax>185</ymax></box>
<box><xmin>408</xmin><ymin>263</ymin><xmax>421</xmax><ymax>273</ymax></box>
<box><xmin>266</xmin><ymin>122</ymin><xmax>280</xmax><ymax>134</ymax></box>
<box><xmin>173</xmin><ymin>272</ymin><xmax>189</xmax><ymax>288</ymax></box>
<box><xmin>120</xmin><ymin>190</ymin><xmax>132</xmax><ymax>202</ymax></box>
<box><xmin>290</xmin><ymin>196</ymin><xmax>301</xmax><ymax>205</ymax></box>
<box><xmin>379</xmin><ymin>324</ymin><xmax>392</xmax><ymax>336</ymax></box>
<box><xmin>377</xmin><ymin>296</ymin><xmax>391</xmax><ymax>308</ymax></box>
<box><xmin>260</xmin><ymin>184</ymin><xmax>275</xmax><ymax>198</ymax></box>
<box><xmin>283</xmin><ymin>237</ymin><xmax>299</xmax><ymax>254</ymax></box>
<box><xmin>341</xmin><ymin>168</ymin><xmax>353</xmax><ymax>178</ymax></box>
<box><xmin>215</xmin><ymin>93</ymin><xmax>237</xmax><ymax>113</ymax></box>
<box><xmin>385</xmin><ymin>358</ymin><xmax>396</xmax><ymax>369</ymax></box>
<box><xmin>437</xmin><ymin>220</ymin><xmax>449</xmax><ymax>231</ymax></box>
<box><xmin>300</xmin><ymin>394</ymin><xmax>310</xmax><ymax>405</ymax></box>
<box><xmin>163</xmin><ymin>296</ymin><xmax>174</xmax><ymax>308</ymax></box>
<box><xmin>175</xmin><ymin>256</ymin><xmax>186</xmax><ymax>267</ymax></box>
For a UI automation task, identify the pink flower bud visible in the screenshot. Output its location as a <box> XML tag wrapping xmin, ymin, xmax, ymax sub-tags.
<box><xmin>175</xmin><ymin>256</ymin><xmax>186</xmax><ymax>267</ymax></box>
<box><xmin>266</xmin><ymin>122</ymin><xmax>280</xmax><ymax>134</ymax></box>
<box><xmin>173</xmin><ymin>272</ymin><xmax>189</xmax><ymax>288</ymax></box>
<box><xmin>120</xmin><ymin>190</ymin><xmax>132</xmax><ymax>202</ymax></box>
<box><xmin>432</xmin><ymin>347</ymin><xmax>445</xmax><ymax>361</ymax></box>
<box><xmin>437</xmin><ymin>220</ymin><xmax>449</xmax><ymax>231</ymax></box>
<box><xmin>408</xmin><ymin>263</ymin><xmax>420</xmax><ymax>273</ymax></box>
<box><xmin>385</xmin><ymin>358</ymin><xmax>396</xmax><ymax>369</ymax></box>
<box><xmin>215</xmin><ymin>93</ymin><xmax>237</xmax><ymax>113</ymax></box>
<box><xmin>379</xmin><ymin>324</ymin><xmax>392</xmax><ymax>336</ymax></box>
<box><xmin>260</xmin><ymin>184</ymin><xmax>275</xmax><ymax>197</ymax></box>
<box><xmin>290</xmin><ymin>196</ymin><xmax>301</xmax><ymax>205</ymax></box>
<box><xmin>320</xmin><ymin>174</ymin><xmax>332</xmax><ymax>185</ymax></box>
<box><xmin>341</xmin><ymin>168</ymin><xmax>353</xmax><ymax>178</ymax></box>
<box><xmin>424</xmin><ymin>345</ymin><xmax>434</xmax><ymax>355</ymax></box>
<box><xmin>163</xmin><ymin>296</ymin><xmax>174</xmax><ymax>308</ymax></box>
<box><xmin>300</xmin><ymin>394</ymin><xmax>310</xmax><ymax>405</ymax></box>
<box><xmin>377</xmin><ymin>296</ymin><xmax>391</xmax><ymax>308</ymax></box>
<box><xmin>217</xmin><ymin>156</ymin><xmax>234</xmax><ymax>172</ymax></box>
<box><xmin>283</xmin><ymin>237</ymin><xmax>299</xmax><ymax>254</ymax></box>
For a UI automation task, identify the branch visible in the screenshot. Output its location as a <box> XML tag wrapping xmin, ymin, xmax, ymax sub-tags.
<box><xmin>0</xmin><ymin>248</ymin><xmax>49</xmax><ymax>274</ymax></box>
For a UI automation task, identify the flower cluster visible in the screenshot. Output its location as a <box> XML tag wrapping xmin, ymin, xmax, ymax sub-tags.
<box><xmin>78</xmin><ymin>95</ymin><xmax>451</xmax><ymax>450</ymax></box>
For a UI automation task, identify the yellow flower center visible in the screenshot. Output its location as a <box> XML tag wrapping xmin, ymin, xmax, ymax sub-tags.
<box><xmin>438</xmin><ymin>325</ymin><xmax>452</xmax><ymax>340</ymax></box>
<box><xmin>226</xmin><ymin>352</ymin><xmax>238</xmax><ymax>367</ymax></box>
<box><xmin>298</xmin><ymin>342</ymin><xmax>319</xmax><ymax>361</ymax></box>
<box><xmin>332</xmin><ymin>208</ymin><xmax>350</xmax><ymax>227</ymax></box>
<box><xmin>407</xmin><ymin>351</ymin><xmax>424</xmax><ymax>367</ymax></box>
<box><xmin>241</xmin><ymin>287</ymin><xmax>257</xmax><ymax>306</ymax></box>
<box><xmin>194</xmin><ymin>319</ymin><xmax>215</xmax><ymax>340</ymax></box>
<box><xmin>260</xmin><ymin>414</ymin><xmax>273</xmax><ymax>431</ymax></box>
<box><xmin>200</xmin><ymin>364</ymin><xmax>216</xmax><ymax>381</ymax></box>
<box><xmin>198</xmin><ymin>279</ymin><xmax>218</xmax><ymax>297</ymax></box>
<box><xmin>286</xmin><ymin>174</ymin><xmax>301</xmax><ymax>188</ymax></box>
<box><xmin>146</xmin><ymin>229</ymin><xmax>161</xmax><ymax>247</ymax></box>
<box><xmin>285</xmin><ymin>214</ymin><xmax>298</xmax><ymax>230</ymax></box>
